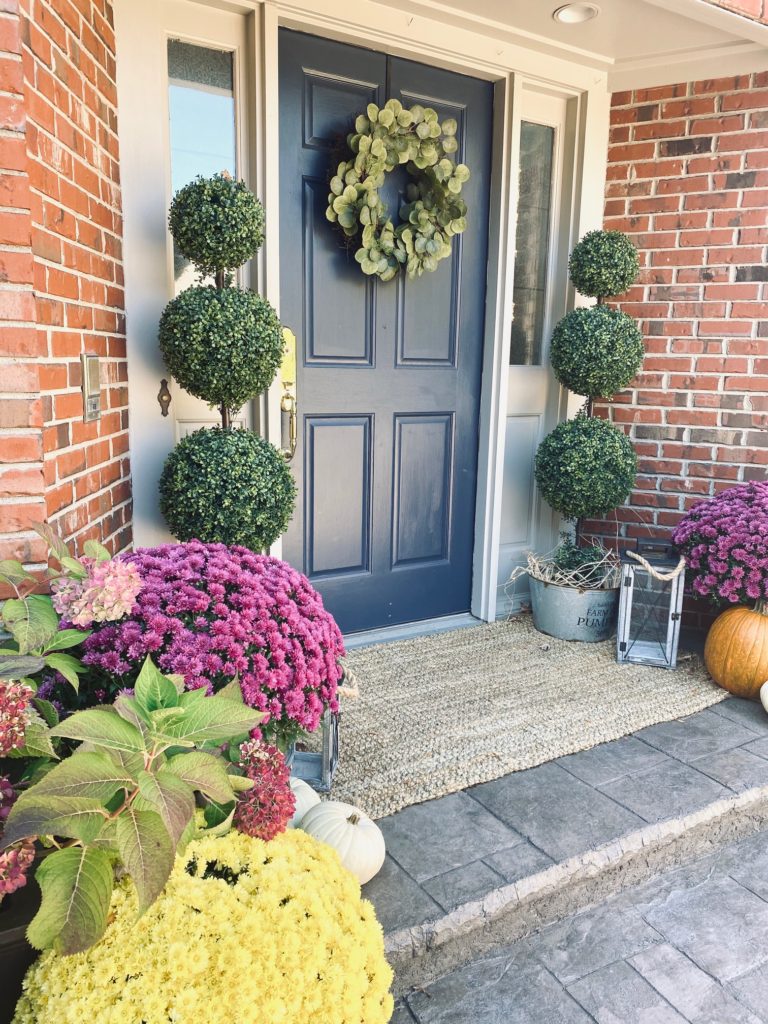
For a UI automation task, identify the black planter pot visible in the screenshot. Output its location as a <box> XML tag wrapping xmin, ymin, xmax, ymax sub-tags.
<box><xmin>0</xmin><ymin>882</ymin><xmax>38</xmax><ymax>1024</ymax></box>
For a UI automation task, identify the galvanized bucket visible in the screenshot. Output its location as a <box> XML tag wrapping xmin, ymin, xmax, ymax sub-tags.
<box><xmin>529</xmin><ymin>576</ymin><xmax>619</xmax><ymax>643</ymax></box>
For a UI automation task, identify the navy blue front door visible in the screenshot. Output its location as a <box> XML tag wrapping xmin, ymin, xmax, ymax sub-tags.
<box><xmin>278</xmin><ymin>30</ymin><xmax>492</xmax><ymax>634</ymax></box>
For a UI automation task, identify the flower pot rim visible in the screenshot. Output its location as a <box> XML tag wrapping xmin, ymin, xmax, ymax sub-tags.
<box><xmin>528</xmin><ymin>573</ymin><xmax>620</xmax><ymax>595</ymax></box>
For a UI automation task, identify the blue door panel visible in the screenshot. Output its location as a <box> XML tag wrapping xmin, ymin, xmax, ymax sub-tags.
<box><xmin>279</xmin><ymin>30</ymin><xmax>492</xmax><ymax>633</ymax></box>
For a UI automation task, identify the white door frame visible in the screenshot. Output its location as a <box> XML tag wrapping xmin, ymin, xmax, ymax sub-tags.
<box><xmin>115</xmin><ymin>0</ymin><xmax>611</xmax><ymax>620</ymax></box>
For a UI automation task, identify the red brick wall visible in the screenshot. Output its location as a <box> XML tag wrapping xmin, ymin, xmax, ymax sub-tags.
<box><xmin>0</xmin><ymin>0</ymin><xmax>130</xmax><ymax>567</ymax></box>
<box><xmin>711</xmin><ymin>0</ymin><xmax>768</xmax><ymax>23</ymax></box>
<box><xmin>596</xmin><ymin>72</ymin><xmax>768</xmax><ymax>625</ymax></box>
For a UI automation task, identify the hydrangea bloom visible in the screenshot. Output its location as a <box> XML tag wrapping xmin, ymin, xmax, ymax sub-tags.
<box><xmin>0</xmin><ymin>681</ymin><xmax>32</xmax><ymax>755</ymax></box>
<box><xmin>0</xmin><ymin>775</ymin><xmax>33</xmax><ymax>898</ymax></box>
<box><xmin>51</xmin><ymin>557</ymin><xmax>143</xmax><ymax>628</ymax></box>
<box><xmin>234</xmin><ymin>741</ymin><xmax>295</xmax><ymax>841</ymax></box>
<box><xmin>82</xmin><ymin>542</ymin><xmax>344</xmax><ymax>743</ymax></box>
<box><xmin>673</xmin><ymin>481</ymin><xmax>768</xmax><ymax>606</ymax></box>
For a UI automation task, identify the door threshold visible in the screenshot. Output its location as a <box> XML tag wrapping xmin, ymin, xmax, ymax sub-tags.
<box><xmin>343</xmin><ymin>613</ymin><xmax>481</xmax><ymax>650</ymax></box>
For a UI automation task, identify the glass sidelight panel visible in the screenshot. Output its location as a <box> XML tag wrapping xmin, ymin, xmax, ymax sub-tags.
<box><xmin>510</xmin><ymin>121</ymin><xmax>555</xmax><ymax>366</ymax></box>
<box><xmin>167</xmin><ymin>40</ymin><xmax>237</xmax><ymax>285</ymax></box>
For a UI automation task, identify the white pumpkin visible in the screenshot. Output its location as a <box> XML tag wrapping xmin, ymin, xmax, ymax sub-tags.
<box><xmin>760</xmin><ymin>680</ymin><xmax>768</xmax><ymax>715</ymax></box>
<box><xmin>300</xmin><ymin>800</ymin><xmax>386</xmax><ymax>884</ymax></box>
<box><xmin>288</xmin><ymin>777</ymin><xmax>321</xmax><ymax>828</ymax></box>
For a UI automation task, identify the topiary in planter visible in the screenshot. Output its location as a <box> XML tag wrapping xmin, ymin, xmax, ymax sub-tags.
<box><xmin>551</xmin><ymin>304</ymin><xmax>644</xmax><ymax>398</ymax></box>
<box><xmin>169</xmin><ymin>173</ymin><xmax>265</xmax><ymax>277</ymax></box>
<box><xmin>159</xmin><ymin>286</ymin><xmax>283</xmax><ymax>411</ymax></box>
<box><xmin>568</xmin><ymin>229</ymin><xmax>639</xmax><ymax>299</ymax></box>
<box><xmin>534</xmin><ymin>414</ymin><xmax>637</xmax><ymax>521</ymax></box>
<box><xmin>159</xmin><ymin>428</ymin><xmax>296</xmax><ymax>551</ymax></box>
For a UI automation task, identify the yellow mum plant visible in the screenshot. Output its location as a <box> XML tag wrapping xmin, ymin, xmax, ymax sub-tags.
<box><xmin>14</xmin><ymin>829</ymin><xmax>394</xmax><ymax>1024</ymax></box>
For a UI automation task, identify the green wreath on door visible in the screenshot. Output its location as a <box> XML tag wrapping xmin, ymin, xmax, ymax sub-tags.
<box><xmin>325</xmin><ymin>99</ymin><xmax>471</xmax><ymax>283</ymax></box>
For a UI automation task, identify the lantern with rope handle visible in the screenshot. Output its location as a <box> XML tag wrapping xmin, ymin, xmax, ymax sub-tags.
<box><xmin>616</xmin><ymin>541</ymin><xmax>686</xmax><ymax>669</ymax></box>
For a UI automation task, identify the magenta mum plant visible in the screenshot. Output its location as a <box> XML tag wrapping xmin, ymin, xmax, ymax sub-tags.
<box><xmin>672</xmin><ymin>481</ymin><xmax>768</xmax><ymax>608</ymax></box>
<box><xmin>80</xmin><ymin>541</ymin><xmax>344</xmax><ymax>747</ymax></box>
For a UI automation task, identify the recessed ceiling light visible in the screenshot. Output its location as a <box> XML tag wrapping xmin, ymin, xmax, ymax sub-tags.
<box><xmin>552</xmin><ymin>3</ymin><xmax>601</xmax><ymax>23</ymax></box>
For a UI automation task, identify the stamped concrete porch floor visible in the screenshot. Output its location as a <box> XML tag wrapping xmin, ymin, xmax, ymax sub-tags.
<box><xmin>362</xmin><ymin>695</ymin><xmax>768</xmax><ymax>998</ymax></box>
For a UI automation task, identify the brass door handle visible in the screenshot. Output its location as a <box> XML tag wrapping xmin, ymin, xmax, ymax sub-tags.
<box><xmin>280</xmin><ymin>328</ymin><xmax>297</xmax><ymax>461</ymax></box>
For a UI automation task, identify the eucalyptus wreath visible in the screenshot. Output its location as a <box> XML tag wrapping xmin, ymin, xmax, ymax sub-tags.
<box><xmin>325</xmin><ymin>99</ymin><xmax>470</xmax><ymax>282</ymax></box>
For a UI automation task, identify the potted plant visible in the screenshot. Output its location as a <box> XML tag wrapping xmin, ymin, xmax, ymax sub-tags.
<box><xmin>673</xmin><ymin>480</ymin><xmax>768</xmax><ymax>699</ymax></box>
<box><xmin>514</xmin><ymin>230</ymin><xmax>643</xmax><ymax>642</ymax></box>
<box><xmin>157</xmin><ymin>172</ymin><xmax>296</xmax><ymax>551</ymax></box>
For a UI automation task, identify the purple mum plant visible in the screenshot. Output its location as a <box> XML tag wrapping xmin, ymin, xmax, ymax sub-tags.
<box><xmin>79</xmin><ymin>541</ymin><xmax>344</xmax><ymax>747</ymax></box>
<box><xmin>672</xmin><ymin>481</ymin><xmax>768</xmax><ymax>608</ymax></box>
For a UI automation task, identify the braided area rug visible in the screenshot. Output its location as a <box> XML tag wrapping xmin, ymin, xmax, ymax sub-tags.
<box><xmin>332</xmin><ymin>615</ymin><xmax>726</xmax><ymax>820</ymax></box>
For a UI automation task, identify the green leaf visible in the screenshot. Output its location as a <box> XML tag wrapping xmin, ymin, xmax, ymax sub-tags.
<box><xmin>59</xmin><ymin>556</ymin><xmax>88</xmax><ymax>579</ymax></box>
<box><xmin>0</xmin><ymin>654</ymin><xmax>45</xmax><ymax>680</ymax></box>
<box><xmin>158</xmin><ymin>694</ymin><xmax>264</xmax><ymax>746</ymax></box>
<box><xmin>32</xmin><ymin>697</ymin><xmax>59</xmax><ymax>728</ymax></box>
<box><xmin>114</xmin><ymin>694</ymin><xmax>150</xmax><ymax>733</ymax></box>
<box><xmin>0</xmin><ymin>559</ymin><xmax>35</xmax><ymax>587</ymax></box>
<box><xmin>44</xmin><ymin>629</ymin><xmax>90</xmax><ymax>653</ymax></box>
<box><xmin>137</xmin><ymin>769</ymin><xmax>194</xmax><ymax>846</ymax></box>
<box><xmin>102</xmin><ymin>744</ymin><xmax>145</xmax><ymax>779</ymax></box>
<box><xmin>134</xmin><ymin>656</ymin><xmax>179</xmax><ymax>714</ymax></box>
<box><xmin>216</xmin><ymin>678</ymin><xmax>244</xmax><ymax>703</ymax></box>
<box><xmin>2</xmin><ymin>595</ymin><xmax>59</xmax><ymax>655</ymax></box>
<box><xmin>227</xmin><ymin>772</ymin><xmax>254</xmax><ymax>793</ymax></box>
<box><xmin>27</xmin><ymin>846</ymin><xmax>113</xmax><ymax>954</ymax></box>
<box><xmin>7</xmin><ymin>720</ymin><xmax>56</xmax><ymax>760</ymax></box>
<box><xmin>177</xmin><ymin>688</ymin><xmax>207</xmax><ymax>707</ymax></box>
<box><xmin>115</xmin><ymin>807</ymin><xmax>173</xmax><ymax>914</ymax></box>
<box><xmin>82</xmin><ymin>540</ymin><xmax>111</xmax><ymax>562</ymax></box>
<box><xmin>3</xmin><ymin>795</ymin><xmax>107</xmax><ymax>847</ymax></box>
<box><xmin>50</xmin><ymin>708</ymin><xmax>146</xmax><ymax>754</ymax></box>
<box><xmin>202</xmin><ymin>797</ymin><xmax>236</xmax><ymax>831</ymax></box>
<box><xmin>33</xmin><ymin>523</ymin><xmax>70</xmax><ymax>564</ymax></box>
<box><xmin>31</xmin><ymin>751</ymin><xmax>135</xmax><ymax>802</ymax></box>
<box><xmin>43</xmin><ymin>652</ymin><xmax>83</xmax><ymax>691</ymax></box>
<box><xmin>164</xmin><ymin>751</ymin><xmax>237</xmax><ymax>804</ymax></box>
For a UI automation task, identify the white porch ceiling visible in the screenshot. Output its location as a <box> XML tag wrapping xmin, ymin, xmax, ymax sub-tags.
<box><xmin>383</xmin><ymin>0</ymin><xmax>768</xmax><ymax>89</ymax></box>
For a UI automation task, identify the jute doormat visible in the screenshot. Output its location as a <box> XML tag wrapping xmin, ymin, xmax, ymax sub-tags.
<box><xmin>331</xmin><ymin>615</ymin><xmax>726</xmax><ymax>820</ymax></box>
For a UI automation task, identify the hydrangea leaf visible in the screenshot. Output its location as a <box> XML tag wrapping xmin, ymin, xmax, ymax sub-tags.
<box><xmin>2</xmin><ymin>795</ymin><xmax>107</xmax><ymax>847</ymax></box>
<box><xmin>7</xmin><ymin>720</ymin><xmax>56</xmax><ymax>760</ymax></box>
<box><xmin>157</xmin><ymin>693</ymin><xmax>264</xmax><ymax>746</ymax></box>
<box><xmin>134</xmin><ymin>656</ymin><xmax>179</xmax><ymax>714</ymax></box>
<box><xmin>82</xmin><ymin>540</ymin><xmax>111</xmax><ymax>562</ymax></box>
<box><xmin>30</xmin><ymin>751</ymin><xmax>135</xmax><ymax>803</ymax></box>
<box><xmin>44</xmin><ymin>629</ymin><xmax>91</xmax><ymax>652</ymax></box>
<box><xmin>164</xmin><ymin>751</ymin><xmax>237</xmax><ymax>804</ymax></box>
<box><xmin>2</xmin><ymin>595</ymin><xmax>59</xmax><ymax>655</ymax></box>
<box><xmin>43</xmin><ymin>652</ymin><xmax>83</xmax><ymax>691</ymax></box>
<box><xmin>50</xmin><ymin>708</ymin><xmax>146</xmax><ymax>754</ymax></box>
<box><xmin>0</xmin><ymin>654</ymin><xmax>45</xmax><ymax>681</ymax></box>
<box><xmin>115</xmin><ymin>807</ymin><xmax>174</xmax><ymax>915</ymax></box>
<box><xmin>27</xmin><ymin>846</ymin><xmax>114</xmax><ymax>954</ymax></box>
<box><xmin>137</xmin><ymin>769</ymin><xmax>195</xmax><ymax>846</ymax></box>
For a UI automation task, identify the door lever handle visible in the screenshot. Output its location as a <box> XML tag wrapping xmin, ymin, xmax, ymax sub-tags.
<box><xmin>280</xmin><ymin>327</ymin><xmax>297</xmax><ymax>461</ymax></box>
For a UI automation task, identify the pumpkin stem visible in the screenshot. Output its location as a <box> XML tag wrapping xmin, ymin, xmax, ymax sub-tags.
<box><xmin>756</xmin><ymin>599</ymin><xmax>768</xmax><ymax>616</ymax></box>
<box><xmin>347</xmin><ymin>813</ymin><xmax>360</xmax><ymax>825</ymax></box>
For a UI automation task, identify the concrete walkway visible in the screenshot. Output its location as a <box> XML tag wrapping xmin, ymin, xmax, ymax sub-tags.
<box><xmin>392</xmin><ymin>824</ymin><xmax>768</xmax><ymax>1022</ymax></box>
<box><xmin>362</xmin><ymin>694</ymin><xmax>768</xmax><ymax>997</ymax></box>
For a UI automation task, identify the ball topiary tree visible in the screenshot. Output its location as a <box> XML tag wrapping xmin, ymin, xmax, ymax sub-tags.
<box><xmin>534</xmin><ymin>229</ymin><xmax>641</xmax><ymax>542</ymax></box>
<box><xmin>158</xmin><ymin>172</ymin><xmax>295</xmax><ymax>551</ymax></box>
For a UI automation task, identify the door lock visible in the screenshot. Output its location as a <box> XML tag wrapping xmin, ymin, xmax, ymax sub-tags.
<box><xmin>280</xmin><ymin>328</ymin><xmax>297</xmax><ymax>460</ymax></box>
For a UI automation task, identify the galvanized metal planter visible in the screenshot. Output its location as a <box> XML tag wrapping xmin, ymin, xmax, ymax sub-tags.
<box><xmin>529</xmin><ymin>576</ymin><xmax>619</xmax><ymax>642</ymax></box>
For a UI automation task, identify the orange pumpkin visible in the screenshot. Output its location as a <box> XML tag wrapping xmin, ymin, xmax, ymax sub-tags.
<box><xmin>704</xmin><ymin>604</ymin><xmax>768</xmax><ymax>700</ymax></box>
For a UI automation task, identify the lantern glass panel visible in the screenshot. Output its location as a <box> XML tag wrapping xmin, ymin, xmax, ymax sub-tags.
<box><xmin>627</xmin><ymin>570</ymin><xmax>674</xmax><ymax>662</ymax></box>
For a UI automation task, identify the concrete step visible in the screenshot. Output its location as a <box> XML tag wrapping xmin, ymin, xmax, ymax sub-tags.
<box><xmin>360</xmin><ymin>698</ymin><xmax>768</xmax><ymax>997</ymax></box>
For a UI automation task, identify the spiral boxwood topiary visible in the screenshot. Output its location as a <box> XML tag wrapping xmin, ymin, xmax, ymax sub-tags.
<box><xmin>159</xmin><ymin>428</ymin><xmax>296</xmax><ymax>551</ymax></box>
<box><xmin>169</xmin><ymin>173</ymin><xmax>265</xmax><ymax>276</ymax></box>
<box><xmin>159</xmin><ymin>286</ymin><xmax>283</xmax><ymax>413</ymax></box>
<box><xmin>568</xmin><ymin>229</ymin><xmax>639</xmax><ymax>298</ymax></box>
<box><xmin>550</xmin><ymin>304</ymin><xmax>644</xmax><ymax>399</ymax></box>
<box><xmin>534</xmin><ymin>415</ymin><xmax>637</xmax><ymax>521</ymax></box>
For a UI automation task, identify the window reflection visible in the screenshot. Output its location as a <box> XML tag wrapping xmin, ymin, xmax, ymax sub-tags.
<box><xmin>510</xmin><ymin>121</ymin><xmax>555</xmax><ymax>366</ymax></box>
<box><xmin>167</xmin><ymin>40</ymin><xmax>236</xmax><ymax>284</ymax></box>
